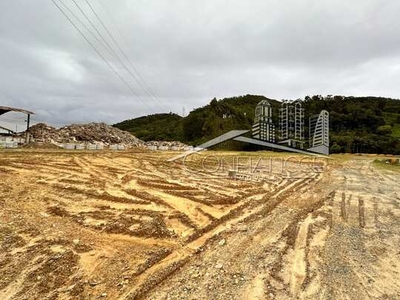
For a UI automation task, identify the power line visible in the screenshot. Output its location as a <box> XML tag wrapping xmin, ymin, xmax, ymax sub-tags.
<box><xmin>85</xmin><ymin>0</ymin><xmax>167</xmax><ymax>111</ymax></box>
<box><xmin>78</xmin><ymin>0</ymin><xmax>166</xmax><ymax>112</ymax></box>
<box><xmin>70</xmin><ymin>0</ymin><xmax>117</xmax><ymax>59</ymax></box>
<box><xmin>70</xmin><ymin>0</ymin><xmax>163</xmax><ymax>112</ymax></box>
<box><xmin>51</xmin><ymin>0</ymin><xmax>155</xmax><ymax>113</ymax></box>
<box><xmin>58</xmin><ymin>0</ymin><xmax>152</xmax><ymax>109</ymax></box>
<box><xmin>57</xmin><ymin>0</ymin><xmax>112</xmax><ymax>54</ymax></box>
<box><xmin>95</xmin><ymin>0</ymin><xmax>164</xmax><ymax>103</ymax></box>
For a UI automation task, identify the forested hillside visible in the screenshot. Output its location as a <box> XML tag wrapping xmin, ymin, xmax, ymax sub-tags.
<box><xmin>114</xmin><ymin>113</ymin><xmax>183</xmax><ymax>141</ymax></box>
<box><xmin>114</xmin><ymin>95</ymin><xmax>400</xmax><ymax>154</ymax></box>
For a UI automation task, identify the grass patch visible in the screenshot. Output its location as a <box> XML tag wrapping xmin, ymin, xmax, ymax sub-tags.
<box><xmin>373</xmin><ymin>158</ymin><xmax>400</xmax><ymax>172</ymax></box>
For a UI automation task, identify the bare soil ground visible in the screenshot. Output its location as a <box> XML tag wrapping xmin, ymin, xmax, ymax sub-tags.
<box><xmin>0</xmin><ymin>150</ymin><xmax>399</xmax><ymax>300</ymax></box>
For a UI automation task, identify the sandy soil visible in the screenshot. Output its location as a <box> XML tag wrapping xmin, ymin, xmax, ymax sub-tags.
<box><xmin>0</xmin><ymin>150</ymin><xmax>399</xmax><ymax>299</ymax></box>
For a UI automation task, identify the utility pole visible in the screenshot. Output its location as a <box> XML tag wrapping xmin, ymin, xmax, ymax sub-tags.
<box><xmin>25</xmin><ymin>114</ymin><xmax>31</xmax><ymax>143</ymax></box>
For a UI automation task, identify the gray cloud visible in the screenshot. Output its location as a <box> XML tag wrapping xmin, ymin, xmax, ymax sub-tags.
<box><xmin>0</xmin><ymin>0</ymin><xmax>399</xmax><ymax>129</ymax></box>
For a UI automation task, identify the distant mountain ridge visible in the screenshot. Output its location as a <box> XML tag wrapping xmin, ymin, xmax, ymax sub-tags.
<box><xmin>113</xmin><ymin>94</ymin><xmax>400</xmax><ymax>154</ymax></box>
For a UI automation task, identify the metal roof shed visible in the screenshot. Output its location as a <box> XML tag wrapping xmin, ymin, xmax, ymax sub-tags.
<box><xmin>0</xmin><ymin>106</ymin><xmax>34</xmax><ymax>141</ymax></box>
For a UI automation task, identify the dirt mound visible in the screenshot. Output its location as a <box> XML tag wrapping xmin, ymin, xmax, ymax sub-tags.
<box><xmin>29</xmin><ymin>123</ymin><xmax>144</xmax><ymax>146</ymax></box>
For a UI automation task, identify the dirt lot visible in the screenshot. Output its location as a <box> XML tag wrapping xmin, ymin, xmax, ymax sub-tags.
<box><xmin>0</xmin><ymin>150</ymin><xmax>399</xmax><ymax>299</ymax></box>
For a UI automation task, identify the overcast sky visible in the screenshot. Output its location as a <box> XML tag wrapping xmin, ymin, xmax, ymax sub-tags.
<box><xmin>0</xmin><ymin>0</ymin><xmax>400</xmax><ymax>129</ymax></box>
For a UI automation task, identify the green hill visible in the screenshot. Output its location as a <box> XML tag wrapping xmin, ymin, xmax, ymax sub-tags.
<box><xmin>114</xmin><ymin>94</ymin><xmax>400</xmax><ymax>154</ymax></box>
<box><xmin>114</xmin><ymin>113</ymin><xmax>183</xmax><ymax>141</ymax></box>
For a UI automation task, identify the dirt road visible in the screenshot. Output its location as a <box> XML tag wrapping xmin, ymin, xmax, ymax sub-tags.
<box><xmin>0</xmin><ymin>151</ymin><xmax>399</xmax><ymax>299</ymax></box>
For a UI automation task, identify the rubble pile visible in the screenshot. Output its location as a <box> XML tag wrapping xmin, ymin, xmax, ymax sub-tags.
<box><xmin>145</xmin><ymin>141</ymin><xmax>191</xmax><ymax>151</ymax></box>
<box><xmin>29</xmin><ymin>123</ymin><xmax>144</xmax><ymax>147</ymax></box>
<box><xmin>28</xmin><ymin>123</ymin><xmax>57</xmax><ymax>141</ymax></box>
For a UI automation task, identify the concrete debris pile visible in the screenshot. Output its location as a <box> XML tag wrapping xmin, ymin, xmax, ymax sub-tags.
<box><xmin>145</xmin><ymin>140</ymin><xmax>192</xmax><ymax>151</ymax></box>
<box><xmin>27</xmin><ymin>123</ymin><xmax>190</xmax><ymax>151</ymax></box>
<box><xmin>28</xmin><ymin>123</ymin><xmax>57</xmax><ymax>141</ymax></box>
<box><xmin>29</xmin><ymin>123</ymin><xmax>144</xmax><ymax>147</ymax></box>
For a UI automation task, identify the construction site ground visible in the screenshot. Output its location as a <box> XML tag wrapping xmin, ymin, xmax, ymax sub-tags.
<box><xmin>0</xmin><ymin>150</ymin><xmax>399</xmax><ymax>300</ymax></box>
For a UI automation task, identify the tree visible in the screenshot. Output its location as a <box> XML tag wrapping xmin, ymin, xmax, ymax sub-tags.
<box><xmin>377</xmin><ymin>125</ymin><xmax>392</xmax><ymax>135</ymax></box>
<box><xmin>331</xmin><ymin>142</ymin><xmax>342</xmax><ymax>153</ymax></box>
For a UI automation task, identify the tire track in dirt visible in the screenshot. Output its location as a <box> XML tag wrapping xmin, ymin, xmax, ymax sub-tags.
<box><xmin>121</xmin><ymin>173</ymin><xmax>319</xmax><ymax>299</ymax></box>
<box><xmin>142</xmin><ymin>171</ymin><xmax>326</xmax><ymax>300</ymax></box>
<box><xmin>290</xmin><ymin>214</ymin><xmax>313</xmax><ymax>295</ymax></box>
<box><xmin>8</xmin><ymin>153</ymin><xmax>399</xmax><ymax>299</ymax></box>
<box><xmin>358</xmin><ymin>197</ymin><xmax>366</xmax><ymax>228</ymax></box>
<box><xmin>340</xmin><ymin>192</ymin><xmax>348</xmax><ymax>222</ymax></box>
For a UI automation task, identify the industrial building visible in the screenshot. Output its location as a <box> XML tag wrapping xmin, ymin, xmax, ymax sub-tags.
<box><xmin>0</xmin><ymin>106</ymin><xmax>34</xmax><ymax>148</ymax></box>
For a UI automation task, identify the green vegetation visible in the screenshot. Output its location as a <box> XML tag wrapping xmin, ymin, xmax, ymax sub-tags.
<box><xmin>373</xmin><ymin>158</ymin><xmax>400</xmax><ymax>171</ymax></box>
<box><xmin>114</xmin><ymin>94</ymin><xmax>400</xmax><ymax>154</ymax></box>
<box><xmin>182</xmin><ymin>95</ymin><xmax>280</xmax><ymax>147</ymax></box>
<box><xmin>301</xmin><ymin>95</ymin><xmax>400</xmax><ymax>154</ymax></box>
<box><xmin>114</xmin><ymin>113</ymin><xmax>183</xmax><ymax>141</ymax></box>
